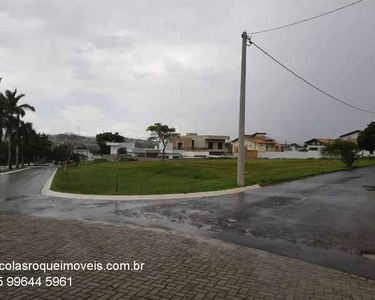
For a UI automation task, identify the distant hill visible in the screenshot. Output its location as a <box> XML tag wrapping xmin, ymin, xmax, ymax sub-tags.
<box><xmin>48</xmin><ymin>133</ymin><xmax>157</xmax><ymax>153</ymax></box>
<box><xmin>48</xmin><ymin>133</ymin><xmax>96</xmax><ymax>145</ymax></box>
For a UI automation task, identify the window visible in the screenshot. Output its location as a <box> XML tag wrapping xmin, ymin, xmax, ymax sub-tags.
<box><xmin>178</xmin><ymin>142</ymin><xmax>183</xmax><ymax>150</ymax></box>
<box><xmin>208</xmin><ymin>142</ymin><xmax>213</xmax><ymax>149</ymax></box>
<box><xmin>218</xmin><ymin>142</ymin><xmax>223</xmax><ymax>150</ymax></box>
<box><xmin>191</xmin><ymin>140</ymin><xmax>195</xmax><ymax>150</ymax></box>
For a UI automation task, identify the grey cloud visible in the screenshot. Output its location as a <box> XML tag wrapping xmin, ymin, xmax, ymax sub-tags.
<box><xmin>1</xmin><ymin>0</ymin><xmax>374</xmax><ymax>142</ymax></box>
<box><xmin>90</xmin><ymin>35</ymin><xmax>135</xmax><ymax>49</ymax></box>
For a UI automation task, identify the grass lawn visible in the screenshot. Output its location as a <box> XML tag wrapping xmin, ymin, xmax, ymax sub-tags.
<box><xmin>51</xmin><ymin>158</ymin><xmax>375</xmax><ymax>195</ymax></box>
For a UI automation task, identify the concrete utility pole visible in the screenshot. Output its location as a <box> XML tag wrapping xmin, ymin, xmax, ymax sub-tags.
<box><xmin>237</xmin><ymin>31</ymin><xmax>248</xmax><ymax>186</ymax></box>
<box><xmin>115</xmin><ymin>149</ymin><xmax>120</xmax><ymax>194</ymax></box>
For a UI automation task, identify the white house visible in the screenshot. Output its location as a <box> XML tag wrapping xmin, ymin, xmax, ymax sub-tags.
<box><xmin>106</xmin><ymin>142</ymin><xmax>160</xmax><ymax>158</ymax></box>
<box><xmin>106</xmin><ymin>142</ymin><xmax>136</xmax><ymax>155</ymax></box>
<box><xmin>338</xmin><ymin>130</ymin><xmax>374</xmax><ymax>157</ymax></box>
<box><xmin>304</xmin><ymin>138</ymin><xmax>334</xmax><ymax>151</ymax></box>
<box><xmin>73</xmin><ymin>148</ymin><xmax>94</xmax><ymax>161</ymax></box>
<box><xmin>289</xmin><ymin>143</ymin><xmax>302</xmax><ymax>151</ymax></box>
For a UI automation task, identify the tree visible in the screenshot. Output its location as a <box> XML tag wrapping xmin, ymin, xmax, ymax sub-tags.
<box><xmin>29</xmin><ymin>133</ymin><xmax>52</xmax><ymax>165</ymax></box>
<box><xmin>95</xmin><ymin>132</ymin><xmax>125</xmax><ymax>155</ymax></box>
<box><xmin>358</xmin><ymin>122</ymin><xmax>375</xmax><ymax>155</ymax></box>
<box><xmin>321</xmin><ymin>140</ymin><xmax>359</xmax><ymax>167</ymax></box>
<box><xmin>0</xmin><ymin>93</ymin><xmax>5</xmax><ymax>162</ymax></box>
<box><xmin>0</xmin><ymin>88</ymin><xmax>35</xmax><ymax>169</ymax></box>
<box><xmin>70</xmin><ymin>152</ymin><xmax>80</xmax><ymax>166</ymax></box>
<box><xmin>146</xmin><ymin>123</ymin><xmax>179</xmax><ymax>160</ymax></box>
<box><xmin>52</xmin><ymin>142</ymin><xmax>75</xmax><ymax>173</ymax></box>
<box><xmin>115</xmin><ymin>147</ymin><xmax>127</xmax><ymax>194</ymax></box>
<box><xmin>225</xmin><ymin>142</ymin><xmax>233</xmax><ymax>153</ymax></box>
<box><xmin>19</xmin><ymin>121</ymin><xmax>35</xmax><ymax>167</ymax></box>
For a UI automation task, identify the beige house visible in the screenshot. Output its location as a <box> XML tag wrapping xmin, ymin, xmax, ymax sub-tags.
<box><xmin>169</xmin><ymin>133</ymin><xmax>230</xmax><ymax>156</ymax></box>
<box><xmin>232</xmin><ymin>133</ymin><xmax>278</xmax><ymax>153</ymax></box>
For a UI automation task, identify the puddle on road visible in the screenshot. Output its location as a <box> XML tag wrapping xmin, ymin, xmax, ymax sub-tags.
<box><xmin>5</xmin><ymin>195</ymin><xmax>27</xmax><ymax>201</ymax></box>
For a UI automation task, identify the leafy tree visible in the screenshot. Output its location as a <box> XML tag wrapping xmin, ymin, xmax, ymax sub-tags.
<box><xmin>118</xmin><ymin>147</ymin><xmax>127</xmax><ymax>154</ymax></box>
<box><xmin>0</xmin><ymin>88</ymin><xmax>35</xmax><ymax>169</ymax></box>
<box><xmin>225</xmin><ymin>142</ymin><xmax>233</xmax><ymax>153</ymax></box>
<box><xmin>321</xmin><ymin>140</ymin><xmax>359</xmax><ymax>167</ymax></box>
<box><xmin>70</xmin><ymin>152</ymin><xmax>80</xmax><ymax>166</ymax></box>
<box><xmin>52</xmin><ymin>142</ymin><xmax>75</xmax><ymax>172</ymax></box>
<box><xmin>30</xmin><ymin>133</ymin><xmax>52</xmax><ymax>165</ymax></box>
<box><xmin>358</xmin><ymin>122</ymin><xmax>375</xmax><ymax>155</ymax></box>
<box><xmin>146</xmin><ymin>123</ymin><xmax>179</xmax><ymax>160</ymax></box>
<box><xmin>95</xmin><ymin>132</ymin><xmax>125</xmax><ymax>155</ymax></box>
<box><xmin>135</xmin><ymin>139</ymin><xmax>157</xmax><ymax>149</ymax></box>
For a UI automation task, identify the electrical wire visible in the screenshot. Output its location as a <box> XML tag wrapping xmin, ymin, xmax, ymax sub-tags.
<box><xmin>249</xmin><ymin>40</ymin><xmax>374</xmax><ymax>114</ymax></box>
<box><xmin>249</xmin><ymin>0</ymin><xmax>364</xmax><ymax>35</ymax></box>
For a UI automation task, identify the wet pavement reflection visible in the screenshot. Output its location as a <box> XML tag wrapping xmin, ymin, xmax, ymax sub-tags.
<box><xmin>1</xmin><ymin>166</ymin><xmax>375</xmax><ymax>279</ymax></box>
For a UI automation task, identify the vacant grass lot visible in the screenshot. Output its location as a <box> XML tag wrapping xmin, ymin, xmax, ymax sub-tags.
<box><xmin>51</xmin><ymin>158</ymin><xmax>375</xmax><ymax>195</ymax></box>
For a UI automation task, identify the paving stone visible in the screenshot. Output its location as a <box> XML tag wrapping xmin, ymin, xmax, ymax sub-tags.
<box><xmin>0</xmin><ymin>215</ymin><xmax>374</xmax><ymax>300</ymax></box>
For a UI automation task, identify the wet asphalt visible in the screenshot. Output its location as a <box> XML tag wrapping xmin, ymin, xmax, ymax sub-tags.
<box><xmin>0</xmin><ymin>166</ymin><xmax>375</xmax><ymax>279</ymax></box>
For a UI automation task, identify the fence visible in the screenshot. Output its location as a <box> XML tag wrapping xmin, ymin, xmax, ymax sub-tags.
<box><xmin>257</xmin><ymin>151</ymin><xmax>335</xmax><ymax>159</ymax></box>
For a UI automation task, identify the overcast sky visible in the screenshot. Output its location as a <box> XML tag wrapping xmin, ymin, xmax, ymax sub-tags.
<box><xmin>1</xmin><ymin>0</ymin><xmax>374</xmax><ymax>143</ymax></box>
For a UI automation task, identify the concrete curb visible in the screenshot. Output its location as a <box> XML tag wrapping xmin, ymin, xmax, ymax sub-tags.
<box><xmin>0</xmin><ymin>167</ymin><xmax>31</xmax><ymax>176</ymax></box>
<box><xmin>41</xmin><ymin>167</ymin><xmax>261</xmax><ymax>201</ymax></box>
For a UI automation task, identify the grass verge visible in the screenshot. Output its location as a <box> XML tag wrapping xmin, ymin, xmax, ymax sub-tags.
<box><xmin>51</xmin><ymin>158</ymin><xmax>375</xmax><ymax>195</ymax></box>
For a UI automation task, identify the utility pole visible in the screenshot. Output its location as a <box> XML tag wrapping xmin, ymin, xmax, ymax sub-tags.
<box><xmin>115</xmin><ymin>149</ymin><xmax>120</xmax><ymax>194</ymax></box>
<box><xmin>237</xmin><ymin>31</ymin><xmax>248</xmax><ymax>186</ymax></box>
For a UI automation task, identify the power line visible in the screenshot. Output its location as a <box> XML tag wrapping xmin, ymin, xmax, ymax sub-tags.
<box><xmin>249</xmin><ymin>39</ymin><xmax>374</xmax><ymax>114</ymax></box>
<box><xmin>249</xmin><ymin>0</ymin><xmax>364</xmax><ymax>35</ymax></box>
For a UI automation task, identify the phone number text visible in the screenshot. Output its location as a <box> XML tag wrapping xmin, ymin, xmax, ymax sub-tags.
<box><xmin>0</xmin><ymin>277</ymin><xmax>72</xmax><ymax>287</ymax></box>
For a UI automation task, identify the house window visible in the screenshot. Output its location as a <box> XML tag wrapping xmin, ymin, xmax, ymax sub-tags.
<box><xmin>208</xmin><ymin>142</ymin><xmax>213</xmax><ymax>149</ymax></box>
<box><xmin>218</xmin><ymin>142</ymin><xmax>223</xmax><ymax>150</ymax></box>
<box><xmin>266</xmin><ymin>145</ymin><xmax>269</xmax><ymax>151</ymax></box>
<box><xmin>191</xmin><ymin>140</ymin><xmax>195</xmax><ymax>150</ymax></box>
<box><xmin>178</xmin><ymin>142</ymin><xmax>183</xmax><ymax>150</ymax></box>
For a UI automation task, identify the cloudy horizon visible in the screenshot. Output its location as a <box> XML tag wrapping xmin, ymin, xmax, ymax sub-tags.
<box><xmin>1</xmin><ymin>0</ymin><xmax>374</xmax><ymax>143</ymax></box>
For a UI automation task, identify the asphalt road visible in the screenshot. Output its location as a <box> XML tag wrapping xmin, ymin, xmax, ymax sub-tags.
<box><xmin>1</xmin><ymin>165</ymin><xmax>375</xmax><ymax>279</ymax></box>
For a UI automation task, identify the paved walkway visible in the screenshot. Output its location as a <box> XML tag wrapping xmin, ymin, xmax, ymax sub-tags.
<box><xmin>0</xmin><ymin>216</ymin><xmax>374</xmax><ymax>300</ymax></box>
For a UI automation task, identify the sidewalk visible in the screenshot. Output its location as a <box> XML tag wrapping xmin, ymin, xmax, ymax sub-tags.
<box><xmin>0</xmin><ymin>215</ymin><xmax>374</xmax><ymax>300</ymax></box>
<box><xmin>0</xmin><ymin>167</ymin><xmax>31</xmax><ymax>176</ymax></box>
<box><xmin>0</xmin><ymin>163</ymin><xmax>35</xmax><ymax>175</ymax></box>
<box><xmin>42</xmin><ymin>168</ymin><xmax>261</xmax><ymax>201</ymax></box>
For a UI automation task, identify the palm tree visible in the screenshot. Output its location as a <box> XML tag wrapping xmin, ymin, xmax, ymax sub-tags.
<box><xmin>0</xmin><ymin>78</ymin><xmax>4</xmax><ymax>165</ymax></box>
<box><xmin>0</xmin><ymin>96</ymin><xmax>5</xmax><ymax>164</ymax></box>
<box><xmin>0</xmin><ymin>89</ymin><xmax>35</xmax><ymax>170</ymax></box>
<box><xmin>19</xmin><ymin>121</ymin><xmax>35</xmax><ymax>167</ymax></box>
